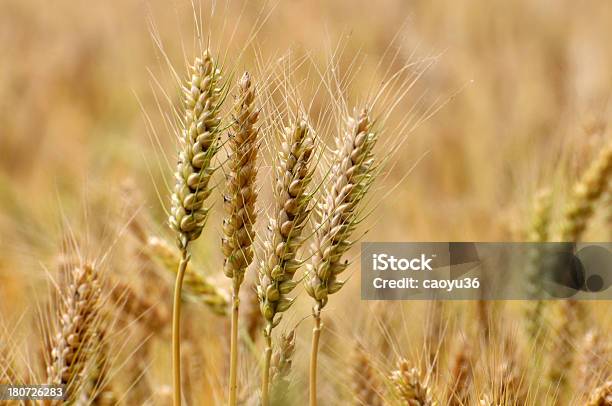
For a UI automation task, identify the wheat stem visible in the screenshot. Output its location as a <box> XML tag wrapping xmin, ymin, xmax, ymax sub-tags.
<box><xmin>229</xmin><ymin>284</ymin><xmax>240</xmax><ymax>406</ymax></box>
<box><xmin>309</xmin><ymin>309</ymin><xmax>321</xmax><ymax>406</ymax></box>
<box><xmin>261</xmin><ymin>331</ymin><xmax>273</xmax><ymax>406</ymax></box>
<box><xmin>172</xmin><ymin>250</ymin><xmax>190</xmax><ymax>406</ymax></box>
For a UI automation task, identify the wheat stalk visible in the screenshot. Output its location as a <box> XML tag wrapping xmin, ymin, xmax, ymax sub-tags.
<box><xmin>168</xmin><ymin>51</ymin><xmax>224</xmax><ymax>406</ymax></box>
<box><xmin>258</xmin><ymin>118</ymin><xmax>315</xmax><ymax>405</ymax></box>
<box><xmin>46</xmin><ymin>264</ymin><xmax>101</xmax><ymax>403</ymax></box>
<box><xmin>222</xmin><ymin>71</ymin><xmax>260</xmax><ymax>406</ymax></box>
<box><xmin>305</xmin><ymin>109</ymin><xmax>377</xmax><ymax>406</ymax></box>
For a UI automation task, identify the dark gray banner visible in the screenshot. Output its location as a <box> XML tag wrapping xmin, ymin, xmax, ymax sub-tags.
<box><xmin>360</xmin><ymin>242</ymin><xmax>612</xmax><ymax>300</ymax></box>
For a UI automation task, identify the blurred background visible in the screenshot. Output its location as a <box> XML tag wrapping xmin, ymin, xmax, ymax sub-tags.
<box><xmin>0</xmin><ymin>0</ymin><xmax>610</xmax><ymax>404</ymax></box>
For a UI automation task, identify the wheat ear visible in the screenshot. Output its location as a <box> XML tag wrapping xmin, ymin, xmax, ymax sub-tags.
<box><xmin>76</xmin><ymin>328</ymin><xmax>116</xmax><ymax>406</ymax></box>
<box><xmin>547</xmin><ymin>299</ymin><xmax>582</xmax><ymax>403</ymax></box>
<box><xmin>389</xmin><ymin>359</ymin><xmax>436</xmax><ymax>406</ymax></box>
<box><xmin>168</xmin><ymin>51</ymin><xmax>223</xmax><ymax>406</ymax></box>
<box><xmin>269</xmin><ymin>330</ymin><xmax>296</xmax><ymax>404</ymax></box>
<box><xmin>525</xmin><ymin>189</ymin><xmax>553</xmax><ymax>342</ymax></box>
<box><xmin>496</xmin><ymin>336</ymin><xmax>527</xmax><ymax>405</ymax></box>
<box><xmin>109</xmin><ymin>279</ymin><xmax>169</xmax><ymax>333</ymax></box>
<box><xmin>305</xmin><ymin>109</ymin><xmax>377</xmax><ymax>406</ymax></box>
<box><xmin>560</xmin><ymin>140</ymin><xmax>612</xmax><ymax>241</ymax></box>
<box><xmin>585</xmin><ymin>380</ymin><xmax>612</xmax><ymax>406</ymax></box>
<box><xmin>353</xmin><ymin>344</ymin><xmax>383</xmax><ymax>406</ymax></box>
<box><xmin>447</xmin><ymin>341</ymin><xmax>472</xmax><ymax>406</ymax></box>
<box><xmin>578</xmin><ymin>328</ymin><xmax>610</xmax><ymax>397</ymax></box>
<box><xmin>258</xmin><ymin>119</ymin><xmax>314</xmax><ymax>405</ymax></box>
<box><xmin>222</xmin><ymin>72</ymin><xmax>259</xmax><ymax>406</ymax></box>
<box><xmin>46</xmin><ymin>265</ymin><xmax>101</xmax><ymax>403</ymax></box>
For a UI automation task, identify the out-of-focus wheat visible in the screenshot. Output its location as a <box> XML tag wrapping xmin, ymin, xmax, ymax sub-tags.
<box><xmin>559</xmin><ymin>141</ymin><xmax>612</xmax><ymax>241</ymax></box>
<box><xmin>109</xmin><ymin>279</ymin><xmax>169</xmax><ymax>333</ymax></box>
<box><xmin>389</xmin><ymin>359</ymin><xmax>436</xmax><ymax>406</ymax></box>
<box><xmin>76</xmin><ymin>328</ymin><xmax>116</xmax><ymax>406</ymax></box>
<box><xmin>447</xmin><ymin>341</ymin><xmax>472</xmax><ymax>406</ymax></box>
<box><xmin>585</xmin><ymin>380</ymin><xmax>612</xmax><ymax>406</ymax></box>
<box><xmin>146</xmin><ymin>236</ymin><xmax>229</xmax><ymax>315</ymax></box>
<box><xmin>547</xmin><ymin>300</ymin><xmax>582</xmax><ymax>403</ymax></box>
<box><xmin>578</xmin><ymin>328</ymin><xmax>610</xmax><ymax>395</ymax></box>
<box><xmin>46</xmin><ymin>265</ymin><xmax>101</xmax><ymax>403</ymax></box>
<box><xmin>525</xmin><ymin>189</ymin><xmax>553</xmax><ymax>342</ymax></box>
<box><xmin>352</xmin><ymin>344</ymin><xmax>383</xmax><ymax>406</ymax></box>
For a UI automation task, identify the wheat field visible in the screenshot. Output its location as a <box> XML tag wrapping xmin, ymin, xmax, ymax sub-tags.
<box><xmin>0</xmin><ymin>1</ymin><xmax>611</xmax><ymax>405</ymax></box>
